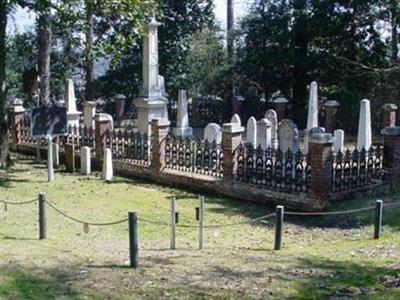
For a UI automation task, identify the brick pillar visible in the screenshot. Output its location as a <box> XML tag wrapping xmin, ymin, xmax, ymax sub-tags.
<box><xmin>65</xmin><ymin>144</ymin><xmax>75</xmax><ymax>173</ymax></box>
<box><xmin>309</xmin><ymin>133</ymin><xmax>333</xmax><ymax>209</ymax></box>
<box><xmin>273</xmin><ymin>97</ymin><xmax>289</xmax><ymax>122</ymax></box>
<box><xmin>95</xmin><ymin>114</ymin><xmax>113</xmax><ymax>160</ymax></box>
<box><xmin>151</xmin><ymin>119</ymin><xmax>170</xmax><ymax>173</ymax></box>
<box><xmin>381</xmin><ymin>126</ymin><xmax>400</xmax><ymax>186</ymax></box>
<box><xmin>9</xmin><ymin>101</ymin><xmax>26</xmax><ymax>145</ymax></box>
<box><xmin>382</xmin><ymin>103</ymin><xmax>398</xmax><ymax>128</ymax></box>
<box><xmin>222</xmin><ymin>123</ymin><xmax>245</xmax><ymax>185</ymax></box>
<box><xmin>324</xmin><ymin>100</ymin><xmax>340</xmax><ymax>133</ymax></box>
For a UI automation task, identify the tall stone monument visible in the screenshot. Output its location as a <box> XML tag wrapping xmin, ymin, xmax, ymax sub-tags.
<box><xmin>135</xmin><ymin>18</ymin><xmax>168</xmax><ymax>135</ymax></box>
<box><xmin>173</xmin><ymin>89</ymin><xmax>192</xmax><ymax>137</ymax></box>
<box><xmin>65</xmin><ymin>79</ymin><xmax>82</xmax><ymax>128</ymax></box>
<box><xmin>357</xmin><ymin>99</ymin><xmax>372</xmax><ymax>151</ymax></box>
<box><xmin>307</xmin><ymin>81</ymin><xmax>319</xmax><ymax>129</ymax></box>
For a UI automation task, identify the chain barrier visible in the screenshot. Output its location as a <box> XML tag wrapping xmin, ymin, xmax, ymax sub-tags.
<box><xmin>0</xmin><ymin>199</ymin><xmax>37</xmax><ymax>205</ymax></box>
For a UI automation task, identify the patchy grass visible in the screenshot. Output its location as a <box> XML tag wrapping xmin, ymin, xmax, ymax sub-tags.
<box><xmin>0</xmin><ymin>155</ymin><xmax>399</xmax><ymax>299</ymax></box>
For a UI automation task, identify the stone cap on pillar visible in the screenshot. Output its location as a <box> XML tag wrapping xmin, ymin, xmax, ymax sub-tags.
<box><xmin>9</xmin><ymin>98</ymin><xmax>25</xmax><ymax>113</ymax></box>
<box><xmin>382</xmin><ymin>103</ymin><xmax>398</xmax><ymax>111</ymax></box>
<box><xmin>310</xmin><ymin>133</ymin><xmax>333</xmax><ymax>144</ymax></box>
<box><xmin>381</xmin><ymin>126</ymin><xmax>400</xmax><ymax>136</ymax></box>
<box><xmin>95</xmin><ymin>113</ymin><xmax>113</xmax><ymax>123</ymax></box>
<box><xmin>223</xmin><ymin>123</ymin><xmax>245</xmax><ymax>134</ymax></box>
<box><xmin>83</xmin><ymin>101</ymin><xmax>97</xmax><ymax>108</ymax></box>
<box><xmin>151</xmin><ymin>118</ymin><xmax>170</xmax><ymax>127</ymax></box>
<box><xmin>273</xmin><ymin>97</ymin><xmax>289</xmax><ymax>104</ymax></box>
<box><xmin>324</xmin><ymin>100</ymin><xmax>340</xmax><ymax>107</ymax></box>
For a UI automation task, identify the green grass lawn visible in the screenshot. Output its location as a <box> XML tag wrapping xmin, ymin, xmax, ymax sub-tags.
<box><xmin>0</xmin><ymin>155</ymin><xmax>399</xmax><ymax>299</ymax></box>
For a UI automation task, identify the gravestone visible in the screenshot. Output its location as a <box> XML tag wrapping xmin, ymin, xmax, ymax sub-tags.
<box><xmin>307</xmin><ymin>81</ymin><xmax>319</xmax><ymax>129</ymax></box>
<box><xmin>257</xmin><ymin>118</ymin><xmax>272</xmax><ymax>149</ymax></box>
<box><xmin>246</xmin><ymin>117</ymin><xmax>257</xmax><ymax>147</ymax></box>
<box><xmin>357</xmin><ymin>99</ymin><xmax>372</xmax><ymax>151</ymax></box>
<box><xmin>265</xmin><ymin>109</ymin><xmax>278</xmax><ymax>149</ymax></box>
<box><xmin>83</xmin><ymin>101</ymin><xmax>96</xmax><ymax>128</ymax></box>
<box><xmin>304</xmin><ymin>127</ymin><xmax>326</xmax><ymax>154</ymax></box>
<box><xmin>173</xmin><ymin>89</ymin><xmax>193</xmax><ymax>137</ymax></box>
<box><xmin>278</xmin><ymin>119</ymin><xmax>299</xmax><ymax>152</ymax></box>
<box><xmin>230</xmin><ymin>114</ymin><xmax>241</xmax><ymax>126</ymax></box>
<box><xmin>204</xmin><ymin>123</ymin><xmax>222</xmax><ymax>143</ymax></box>
<box><xmin>333</xmin><ymin>129</ymin><xmax>344</xmax><ymax>153</ymax></box>
<box><xmin>102</xmin><ymin>148</ymin><xmax>113</xmax><ymax>181</ymax></box>
<box><xmin>81</xmin><ymin>146</ymin><xmax>91</xmax><ymax>175</ymax></box>
<box><xmin>65</xmin><ymin>79</ymin><xmax>82</xmax><ymax>128</ymax></box>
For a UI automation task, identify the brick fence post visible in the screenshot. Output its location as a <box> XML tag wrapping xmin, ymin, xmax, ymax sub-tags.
<box><xmin>222</xmin><ymin>123</ymin><xmax>245</xmax><ymax>185</ymax></box>
<box><xmin>95</xmin><ymin>114</ymin><xmax>113</xmax><ymax>161</ymax></box>
<box><xmin>8</xmin><ymin>99</ymin><xmax>25</xmax><ymax>146</ymax></box>
<box><xmin>151</xmin><ymin>119</ymin><xmax>170</xmax><ymax>173</ymax></box>
<box><xmin>381</xmin><ymin>126</ymin><xmax>400</xmax><ymax>187</ymax></box>
<box><xmin>324</xmin><ymin>100</ymin><xmax>340</xmax><ymax>134</ymax></box>
<box><xmin>382</xmin><ymin>103</ymin><xmax>397</xmax><ymax>128</ymax></box>
<box><xmin>309</xmin><ymin>133</ymin><xmax>333</xmax><ymax>210</ymax></box>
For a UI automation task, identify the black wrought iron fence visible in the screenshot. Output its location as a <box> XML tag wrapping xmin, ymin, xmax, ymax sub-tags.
<box><xmin>235</xmin><ymin>143</ymin><xmax>311</xmax><ymax>193</ymax></box>
<box><xmin>331</xmin><ymin>145</ymin><xmax>384</xmax><ymax>193</ymax></box>
<box><xmin>59</xmin><ymin>125</ymin><xmax>95</xmax><ymax>152</ymax></box>
<box><xmin>105</xmin><ymin>129</ymin><xmax>151</xmax><ymax>165</ymax></box>
<box><xmin>164</xmin><ymin>133</ymin><xmax>223</xmax><ymax>177</ymax></box>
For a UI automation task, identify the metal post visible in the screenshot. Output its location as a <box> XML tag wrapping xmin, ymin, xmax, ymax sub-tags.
<box><xmin>39</xmin><ymin>193</ymin><xmax>47</xmax><ymax>240</ymax></box>
<box><xmin>374</xmin><ymin>200</ymin><xmax>383</xmax><ymax>239</ymax></box>
<box><xmin>170</xmin><ymin>197</ymin><xmax>176</xmax><ymax>250</ymax></box>
<box><xmin>199</xmin><ymin>195</ymin><xmax>205</xmax><ymax>250</ymax></box>
<box><xmin>274</xmin><ymin>206</ymin><xmax>284</xmax><ymax>250</ymax></box>
<box><xmin>128</xmin><ymin>212</ymin><xmax>139</xmax><ymax>268</ymax></box>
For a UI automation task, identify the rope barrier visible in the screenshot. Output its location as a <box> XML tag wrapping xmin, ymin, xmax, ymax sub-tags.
<box><xmin>45</xmin><ymin>201</ymin><xmax>128</xmax><ymax>226</ymax></box>
<box><xmin>284</xmin><ymin>206</ymin><xmax>376</xmax><ymax>216</ymax></box>
<box><xmin>0</xmin><ymin>199</ymin><xmax>37</xmax><ymax>205</ymax></box>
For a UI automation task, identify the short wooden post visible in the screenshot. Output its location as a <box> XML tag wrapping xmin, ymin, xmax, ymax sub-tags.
<box><xmin>170</xmin><ymin>197</ymin><xmax>176</xmax><ymax>250</ymax></box>
<box><xmin>128</xmin><ymin>212</ymin><xmax>139</xmax><ymax>268</ymax></box>
<box><xmin>274</xmin><ymin>206</ymin><xmax>284</xmax><ymax>250</ymax></box>
<box><xmin>39</xmin><ymin>193</ymin><xmax>47</xmax><ymax>240</ymax></box>
<box><xmin>199</xmin><ymin>195</ymin><xmax>205</xmax><ymax>250</ymax></box>
<box><xmin>374</xmin><ymin>200</ymin><xmax>383</xmax><ymax>239</ymax></box>
<box><xmin>195</xmin><ymin>207</ymin><xmax>200</xmax><ymax>221</ymax></box>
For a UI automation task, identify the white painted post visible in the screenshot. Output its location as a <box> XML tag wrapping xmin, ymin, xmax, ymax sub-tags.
<box><xmin>47</xmin><ymin>136</ymin><xmax>54</xmax><ymax>182</ymax></box>
<box><xmin>170</xmin><ymin>196</ymin><xmax>176</xmax><ymax>250</ymax></box>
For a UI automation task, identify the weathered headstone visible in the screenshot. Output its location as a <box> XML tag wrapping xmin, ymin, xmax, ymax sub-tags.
<box><xmin>307</xmin><ymin>81</ymin><xmax>319</xmax><ymax>129</ymax></box>
<box><xmin>204</xmin><ymin>123</ymin><xmax>222</xmax><ymax>143</ymax></box>
<box><xmin>265</xmin><ymin>109</ymin><xmax>278</xmax><ymax>149</ymax></box>
<box><xmin>357</xmin><ymin>99</ymin><xmax>372</xmax><ymax>151</ymax></box>
<box><xmin>81</xmin><ymin>146</ymin><xmax>91</xmax><ymax>175</ymax></box>
<box><xmin>173</xmin><ymin>89</ymin><xmax>193</xmax><ymax>137</ymax></box>
<box><xmin>333</xmin><ymin>129</ymin><xmax>344</xmax><ymax>153</ymax></box>
<box><xmin>246</xmin><ymin>117</ymin><xmax>257</xmax><ymax>147</ymax></box>
<box><xmin>230</xmin><ymin>114</ymin><xmax>241</xmax><ymax>126</ymax></box>
<box><xmin>304</xmin><ymin>127</ymin><xmax>325</xmax><ymax>154</ymax></box>
<box><xmin>102</xmin><ymin>148</ymin><xmax>113</xmax><ymax>181</ymax></box>
<box><xmin>65</xmin><ymin>79</ymin><xmax>82</xmax><ymax>128</ymax></box>
<box><xmin>278</xmin><ymin>119</ymin><xmax>299</xmax><ymax>152</ymax></box>
<box><xmin>257</xmin><ymin>118</ymin><xmax>272</xmax><ymax>149</ymax></box>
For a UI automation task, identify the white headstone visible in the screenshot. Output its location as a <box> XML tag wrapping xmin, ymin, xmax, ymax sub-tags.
<box><xmin>204</xmin><ymin>123</ymin><xmax>222</xmax><ymax>143</ymax></box>
<box><xmin>357</xmin><ymin>99</ymin><xmax>372</xmax><ymax>151</ymax></box>
<box><xmin>230</xmin><ymin>114</ymin><xmax>241</xmax><ymax>126</ymax></box>
<box><xmin>52</xmin><ymin>143</ymin><xmax>59</xmax><ymax>168</ymax></box>
<box><xmin>83</xmin><ymin>101</ymin><xmax>96</xmax><ymax>128</ymax></box>
<box><xmin>246</xmin><ymin>117</ymin><xmax>257</xmax><ymax>147</ymax></box>
<box><xmin>173</xmin><ymin>89</ymin><xmax>192</xmax><ymax>137</ymax></box>
<box><xmin>304</xmin><ymin>127</ymin><xmax>326</xmax><ymax>154</ymax></box>
<box><xmin>102</xmin><ymin>148</ymin><xmax>113</xmax><ymax>181</ymax></box>
<box><xmin>47</xmin><ymin>137</ymin><xmax>54</xmax><ymax>182</ymax></box>
<box><xmin>307</xmin><ymin>81</ymin><xmax>319</xmax><ymax>129</ymax></box>
<box><xmin>265</xmin><ymin>109</ymin><xmax>278</xmax><ymax>149</ymax></box>
<box><xmin>333</xmin><ymin>129</ymin><xmax>345</xmax><ymax>153</ymax></box>
<box><xmin>278</xmin><ymin>119</ymin><xmax>299</xmax><ymax>152</ymax></box>
<box><xmin>81</xmin><ymin>146</ymin><xmax>91</xmax><ymax>175</ymax></box>
<box><xmin>257</xmin><ymin>119</ymin><xmax>272</xmax><ymax>149</ymax></box>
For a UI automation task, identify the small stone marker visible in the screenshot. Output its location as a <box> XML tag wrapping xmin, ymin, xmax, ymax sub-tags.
<box><xmin>257</xmin><ymin>118</ymin><xmax>272</xmax><ymax>149</ymax></box>
<box><xmin>47</xmin><ymin>136</ymin><xmax>54</xmax><ymax>182</ymax></box>
<box><xmin>246</xmin><ymin>117</ymin><xmax>257</xmax><ymax>147</ymax></box>
<box><xmin>333</xmin><ymin>129</ymin><xmax>344</xmax><ymax>153</ymax></box>
<box><xmin>265</xmin><ymin>109</ymin><xmax>278</xmax><ymax>150</ymax></box>
<box><xmin>357</xmin><ymin>99</ymin><xmax>372</xmax><ymax>151</ymax></box>
<box><xmin>204</xmin><ymin>123</ymin><xmax>222</xmax><ymax>143</ymax></box>
<box><xmin>102</xmin><ymin>148</ymin><xmax>113</xmax><ymax>181</ymax></box>
<box><xmin>81</xmin><ymin>146</ymin><xmax>91</xmax><ymax>175</ymax></box>
<box><xmin>278</xmin><ymin>119</ymin><xmax>299</xmax><ymax>152</ymax></box>
<box><xmin>230</xmin><ymin>114</ymin><xmax>241</xmax><ymax>126</ymax></box>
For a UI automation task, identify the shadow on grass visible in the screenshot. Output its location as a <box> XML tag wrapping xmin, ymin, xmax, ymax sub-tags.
<box><xmin>0</xmin><ymin>233</ymin><xmax>38</xmax><ymax>241</ymax></box>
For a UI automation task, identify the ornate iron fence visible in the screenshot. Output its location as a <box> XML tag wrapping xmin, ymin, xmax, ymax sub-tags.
<box><xmin>105</xmin><ymin>129</ymin><xmax>151</xmax><ymax>165</ymax></box>
<box><xmin>60</xmin><ymin>125</ymin><xmax>95</xmax><ymax>152</ymax></box>
<box><xmin>331</xmin><ymin>145</ymin><xmax>384</xmax><ymax>193</ymax></box>
<box><xmin>164</xmin><ymin>133</ymin><xmax>223</xmax><ymax>177</ymax></box>
<box><xmin>235</xmin><ymin>143</ymin><xmax>311</xmax><ymax>193</ymax></box>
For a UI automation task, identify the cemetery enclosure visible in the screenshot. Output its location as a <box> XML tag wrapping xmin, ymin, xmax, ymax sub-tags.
<box><xmin>8</xmin><ymin>109</ymin><xmax>400</xmax><ymax>211</ymax></box>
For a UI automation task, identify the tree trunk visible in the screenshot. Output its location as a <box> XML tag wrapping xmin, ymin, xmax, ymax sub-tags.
<box><xmin>391</xmin><ymin>0</ymin><xmax>398</xmax><ymax>63</ymax></box>
<box><xmin>38</xmin><ymin>12</ymin><xmax>52</xmax><ymax>106</ymax></box>
<box><xmin>85</xmin><ymin>0</ymin><xmax>95</xmax><ymax>101</ymax></box>
<box><xmin>0</xmin><ymin>2</ymin><xmax>9</xmax><ymax>167</ymax></box>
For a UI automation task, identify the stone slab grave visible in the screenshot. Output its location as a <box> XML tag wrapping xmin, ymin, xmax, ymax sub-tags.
<box><xmin>246</xmin><ymin>117</ymin><xmax>257</xmax><ymax>147</ymax></box>
<box><xmin>204</xmin><ymin>123</ymin><xmax>222</xmax><ymax>143</ymax></box>
<box><xmin>278</xmin><ymin>119</ymin><xmax>299</xmax><ymax>153</ymax></box>
<box><xmin>357</xmin><ymin>99</ymin><xmax>372</xmax><ymax>151</ymax></box>
<box><xmin>265</xmin><ymin>109</ymin><xmax>278</xmax><ymax>149</ymax></box>
<box><xmin>257</xmin><ymin>118</ymin><xmax>272</xmax><ymax>149</ymax></box>
<box><xmin>174</xmin><ymin>89</ymin><xmax>193</xmax><ymax>137</ymax></box>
